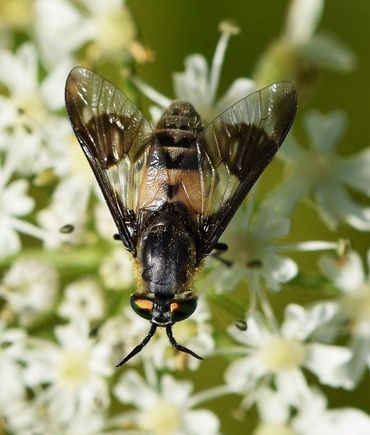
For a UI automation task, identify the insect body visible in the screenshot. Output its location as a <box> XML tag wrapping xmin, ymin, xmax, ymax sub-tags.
<box><xmin>65</xmin><ymin>67</ymin><xmax>297</xmax><ymax>365</ymax></box>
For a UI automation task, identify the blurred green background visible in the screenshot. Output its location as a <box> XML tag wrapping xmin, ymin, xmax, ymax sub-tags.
<box><xmin>126</xmin><ymin>0</ymin><xmax>370</xmax><ymax>432</ymax></box>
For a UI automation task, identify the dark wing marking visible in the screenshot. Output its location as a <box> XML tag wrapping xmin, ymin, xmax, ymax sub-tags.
<box><xmin>65</xmin><ymin>66</ymin><xmax>168</xmax><ymax>253</ymax></box>
<box><xmin>196</xmin><ymin>82</ymin><xmax>297</xmax><ymax>257</ymax></box>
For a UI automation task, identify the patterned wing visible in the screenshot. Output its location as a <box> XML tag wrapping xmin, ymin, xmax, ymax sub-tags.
<box><xmin>196</xmin><ymin>82</ymin><xmax>297</xmax><ymax>257</ymax></box>
<box><xmin>65</xmin><ymin>67</ymin><xmax>168</xmax><ymax>253</ymax></box>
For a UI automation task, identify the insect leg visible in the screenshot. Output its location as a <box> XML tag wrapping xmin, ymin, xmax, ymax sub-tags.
<box><xmin>214</xmin><ymin>242</ymin><xmax>228</xmax><ymax>252</ymax></box>
<box><xmin>211</xmin><ymin>242</ymin><xmax>233</xmax><ymax>267</ymax></box>
<box><xmin>212</xmin><ymin>254</ymin><xmax>233</xmax><ymax>267</ymax></box>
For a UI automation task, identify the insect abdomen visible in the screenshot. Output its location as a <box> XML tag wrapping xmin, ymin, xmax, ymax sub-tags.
<box><xmin>154</xmin><ymin>102</ymin><xmax>204</xmax><ymax>214</ymax></box>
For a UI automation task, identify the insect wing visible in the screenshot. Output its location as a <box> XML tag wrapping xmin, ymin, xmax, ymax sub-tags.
<box><xmin>65</xmin><ymin>67</ymin><xmax>168</xmax><ymax>252</ymax></box>
<box><xmin>196</xmin><ymin>82</ymin><xmax>297</xmax><ymax>257</ymax></box>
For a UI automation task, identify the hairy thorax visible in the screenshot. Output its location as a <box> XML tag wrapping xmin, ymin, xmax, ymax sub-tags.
<box><xmin>136</xmin><ymin>206</ymin><xmax>198</xmax><ymax>297</ymax></box>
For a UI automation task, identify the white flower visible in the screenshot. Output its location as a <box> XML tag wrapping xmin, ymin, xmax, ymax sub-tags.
<box><xmin>1</xmin><ymin>398</ymin><xmax>46</xmax><ymax>435</ymax></box>
<box><xmin>133</xmin><ymin>21</ymin><xmax>255</xmax><ymax>123</ymax></box>
<box><xmin>225</xmin><ymin>303</ymin><xmax>353</xmax><ymax>408</ymax></box>
<box><xmin>204</xmin><ymin>199</ymin><xmax>338</xmax><ymax>304</ymax></box>
<box><xmin>0</xmin><ymin>323</ymin><xmax>28</xmax><ymax>408</ymax></box>
<box><xmin>293</xmin><ymin>389</ymin><xmax>370</xmax><ymax>435</ymax></box>
<box><xmin>99</xmin><ymin>246</ymin><xmax>134</xmax><ymax>290</ymax></box>
<box><xmin>0</xmin><ymin>147</ymin><xmax>42</xmax><ymax>258</ymax></box>
<box><xmin>319</xmin><ymin>250</ymin><xmax>366</xmax><ymax>293</ymax></box>
<box><xmin>217</xmin><ymin>203</ymin><xmax>298</xmax><ymax>293</ymax></box>
<box><xmin>23</xmin><ymin>321</ymin><xmax>113</xmax><ymax>424</ymax></box>
<box><xmin>268</xmin><ymin>111</ymin><xmax>370</xmax><ymax>231</ymax></box>
<box><xmin>113</xmin><ymin>369</ymin><xmax>220</xmax><ymax>435</ymax></box>
<box><xmin>94</xmin><ymin>201</ymin><xmax>117</xmax><ymax>241</ymax></box>
<box><xmin>283</xmin><ymin>0</ymin><xmax>355</xmax><ymax>72</ymax></box>
<box><xmin>0</xmin><ymin>258</ymin><xmax>58</xmax><ymax>325</ymax></box>
<box><xmin>225</xmin><ymin>207</ymin><xmax>298</xmax><ymax>290</ymax></box>
<box><xmin>253</xmin><ymin>387</ymin><xmax>294</xmax><ymax>435</ymax></box>
<box><xmin>319</xmin><ymin>249</ymin><xmax>370</xmax><ymax>384</ymax></box>
<box><xmin>253</xmin><ymin>386</ymin><xmax>370</xmax><ymax>435</ymax></box>
<box><xmin>254</xmin><ymin>0</ymin><xmax>355</xmax><ymax>90</ymax></box>
<box><xmin>284</xmin><ymin>0</ymin><xmax>323</xmax><ymax>45</ymax></box>
<box><xmin>0</xmin><ymin>178</ymin><xmax>34</xmax><ymax>258</ymax></box>
<box><xmin>2</xmin><ymin>397</ymin><xmax>108</xmax><ymax>435</ymax></box>
<box><xmin>35</xmin><ymin>0</ymin><xmax>137</xmax><ymax>66</ymax></box>
<box><xmin>98</xmin><ymin>310</ymin><xmax>149</xmax><ymax>367</ymax></box>
<box><xmin>37</xmin><ymin>177</ymin><xmax>90</xmax><ymax>248</ymax></box>
<box><xmin>58</xmin><ymin>278</ymin><xmax>106</xmax><ymax>322</ymax></box>
<box><xmin>0</xmin><ymin>43</ymin><xmax>72</xmax><ymax>176</ymax></box>
<box><xmin>172</xmin><ymin>21</ymin><xmax>254</xmax><ymax>122</ymax></box>
<box><xmin>95</xmin><ymin>195</ymin><xmax>135</xmax><ymax>291</ymax></box>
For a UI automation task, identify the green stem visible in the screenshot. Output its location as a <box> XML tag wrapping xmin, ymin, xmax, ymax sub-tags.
<box><xmin>1</xmin><ymin>246</ymin><xmax>108</xmax><ymax>274</ymax></box>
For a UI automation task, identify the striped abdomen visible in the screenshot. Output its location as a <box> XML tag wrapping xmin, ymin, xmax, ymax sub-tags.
<box><xmin>138</xmin><ymin>102</ymin><xmax>205</xmax><ymax>216</ymax></box>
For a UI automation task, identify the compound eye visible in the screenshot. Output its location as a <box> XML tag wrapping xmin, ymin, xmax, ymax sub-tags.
<box><xmin>170</xmin><ymin>298</ymin><xmax>197</xmax><ymax>322</ymax></box>
<box><xmin>130</xmin><ymin>294</ymin><xmax>153</xmax><ymax>321</ymax></box>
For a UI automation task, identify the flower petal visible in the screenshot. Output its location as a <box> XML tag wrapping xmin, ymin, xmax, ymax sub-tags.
<box><xmin>173</xmin><ymin>54</ymin><xmax>210</xmax><ymax>108</ymax></box>
<box><xmin>0</xmin><ymin>226</ymin><xmax>21</xmax><ymax>259</ymax></box>
<box><xmin>215</xmin><ymin>78</ymin><xmax>255</xmax><ymax>113</ymax></box>
<box><xmin>300</xmin><ymin>34</ymin><xmax>357</xmax><ymax>72</ymax></box>
<box><xmin>0</xmin><ymin>43</ymin><xmax>38</xmax><ymax>93</ymax></box>
<box><xmin>315</xmin><ymin>184</ymin><xmax>370</xmax><ymax>231</ymax></box>
<box><xmin>319</xmin><ymin>251</ymin><xmax>365</xmax><ymax>292</ymax></box>
<box><xmin>256</xmin><ymin>387</ymin><xmax>290</xmax><ymax>424</ymax></box>
<box><xmin>304</xmin><ymin>111</ymin><xmax>347</xmax><ymax>153</ymax></box>
<box><xmin>183</xmin><ymin>409</ymin><xmax>220</xmax><ymax>435</ymax></box>
<box><xmin>253</xmin><ymin>207</ymin><xmax>291</xmax><ymax>240</ymax></box>
<box><xmin>0</xmin><ymin>227</ymin><xmax>21</xmax><ymax>259</ymax></box>
<box><xmin>3</xmin><ymin>180</ymin><xmax>34</xmax><ymax>216</ymax></box>
<box><xmin>294</xmin><ymin>407</ymin><xmax>370</xmax><ymax>435</ymax></box>
<box><xmin>274</xmin><ymin>369</ymin><xmax>312</xmax><ymax>407</ymax></box>
<box><xmin>114</xmin><ymin>370</ymin><xmax>156</xmax><ymax>409</ymax></box>
<box><xmin>277</xmin><ymin>134</ymin><xmax>307</xmax><ymax>162</ymax></box>
<box><xmin>225</xmin><ymin>356</ymin><xmax>267</xmax><ymax>392</ymax></box>
<box><xmin>284</xmin><ymin>0</ymin><xmax>324</xmax><ymax>44</ymax></box>
<box><xmin>41</xmin><ymin>60</ymin><xmax>74</xmax><ymax>110</ymax></box>
<box><xmin>161</xmin><ymin>375</ymin><xmax>193</xmax><ymax>405</ymax></box>
<box><xmin>228</xmin><ymin>314</ymin><xmax>272</xmax><ymax>347</ymax></box>
<box><xmin>281</xmin><ymin>302</ymin><xmax>340</xmax><ymax>341</ymax></box>
<box><xmin>35</xmin><ymin>0</ymin><xmax>94</xmax><ymax>66</ymax></box>
<box><xmin>342</xmin><ymin>334</ymin><xmax>370</xmax><ymax>386</ymax></box>
<box><xmin>304</xmin><ymin>343</ymin><xmax>353</xmax><ymax>389</ymax></box>
<box><xmin>266</xmin><ymin>177</ymin><xmax>309</xmax><ymax>215</ymax></box>
<box><xmin>263</xmin><ymin>254</ymin><xmax>298</xmax><ymax>290</ymax></box>
<box><xmin>339</xmin><ymin>148</ymin><xmax>370</xmax><ymax>196</ymax></box>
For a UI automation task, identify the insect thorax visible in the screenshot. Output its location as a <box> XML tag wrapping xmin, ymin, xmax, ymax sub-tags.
<box><xmin>136</xmin><ymin>206</ymin><xmax>197</xmax><ymax>297</ymax></box>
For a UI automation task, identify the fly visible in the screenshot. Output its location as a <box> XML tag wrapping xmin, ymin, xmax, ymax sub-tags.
<box><xmin>65</xmin><ymin>67</ymin><xmax>297</xmax><ymax>366</ymax></box>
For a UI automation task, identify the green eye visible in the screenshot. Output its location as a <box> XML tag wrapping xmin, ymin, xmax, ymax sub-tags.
<box><xmin>130</xmin><ymin>294</ymin><xmax>153</xmax><ymax>320</ymax></box>
<box><xmin>170</xmin><ymin>298</ymin><xmax>197</xmax><ymax>322</ymax></box>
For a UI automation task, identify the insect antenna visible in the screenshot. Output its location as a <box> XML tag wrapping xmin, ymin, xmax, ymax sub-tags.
<box><xmin>166</xmin><ymin>325</ymin><xmax>203</xmax><ymax>360</ymax></box>
<box><xmin>116</xmin><ymin>323</ymin><xmax>157</xmax><ymax>367</ymax></box>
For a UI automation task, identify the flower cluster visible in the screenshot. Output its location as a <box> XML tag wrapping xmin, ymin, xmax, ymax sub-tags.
<box><xmin>1</xmin><ymin>0</ymin><xmax>369</xmax><ymax>434</ymax></box>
